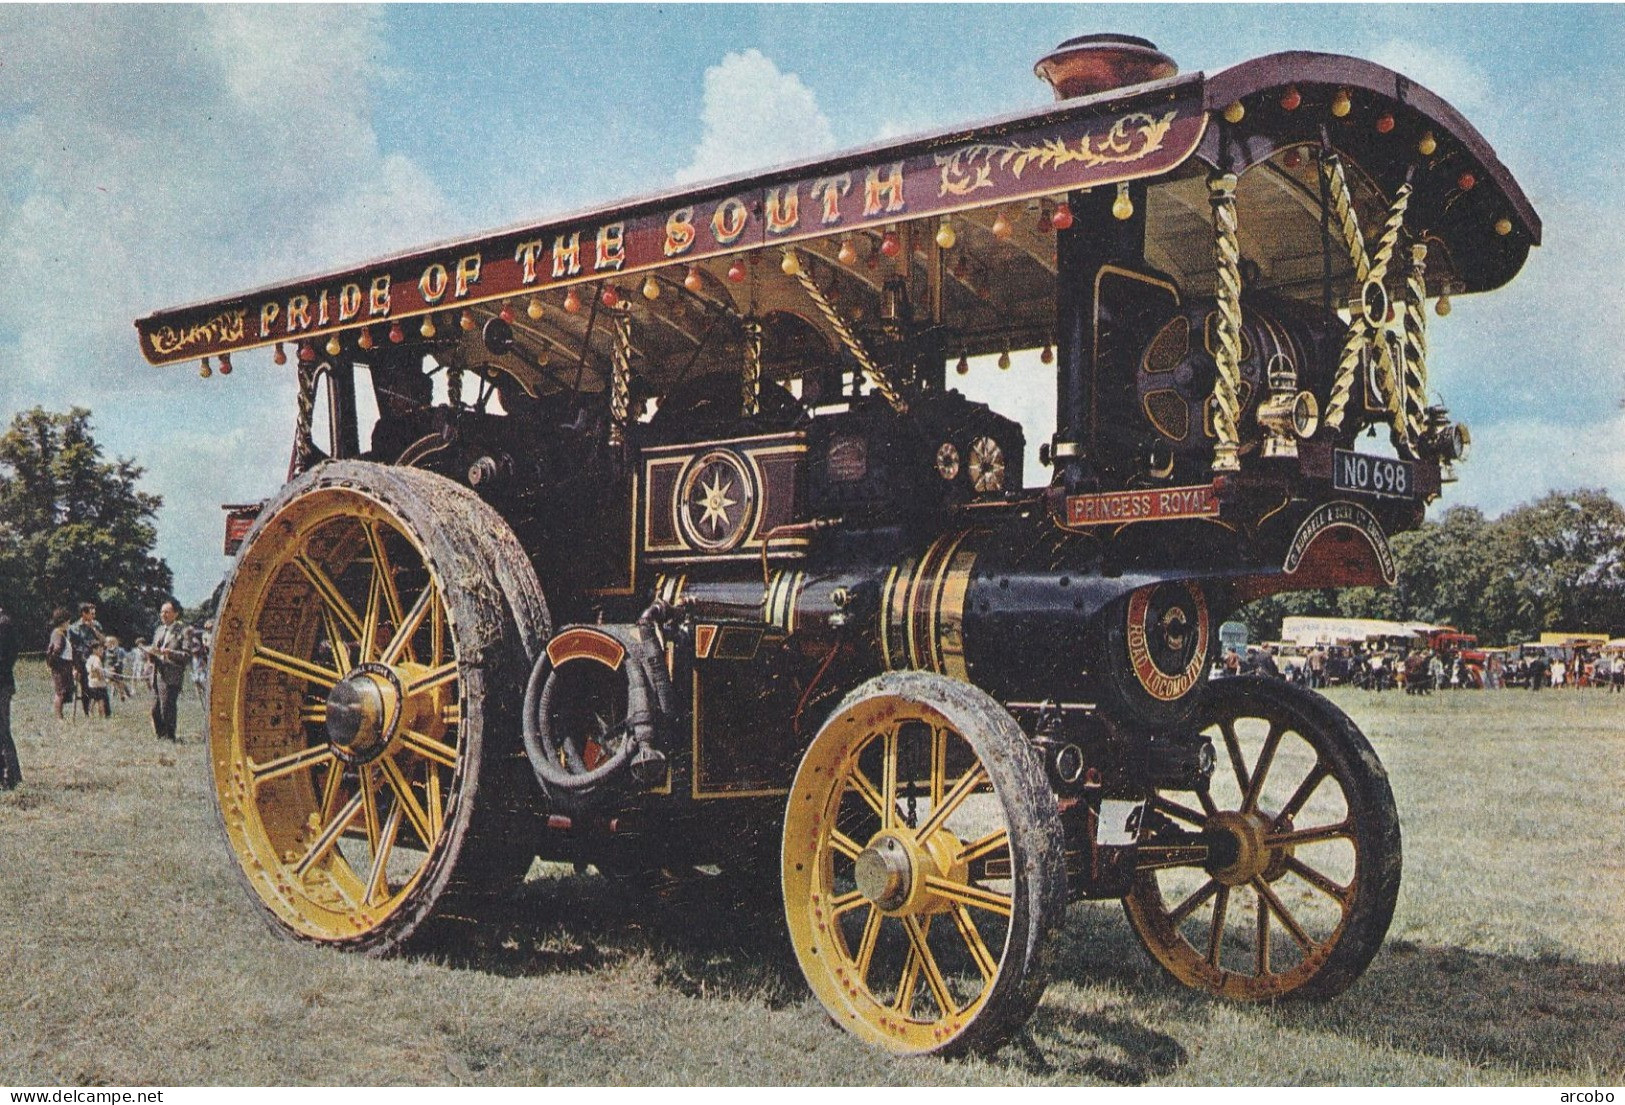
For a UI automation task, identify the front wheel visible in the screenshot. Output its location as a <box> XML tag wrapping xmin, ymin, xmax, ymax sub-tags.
<box><xmin>1123</xmin><ymin>676</ymin><xmax>1401</xmax><ymax>1000</ymax></box>
<box><xmin>782</xmin><ymin>672</ymin><xmax>1066</xmax><ymax>1055</ymax></box>
<box><xmin>209</xmin><ymin>461</ymin><xmax>550</xmax><ymax>953</ymax></box>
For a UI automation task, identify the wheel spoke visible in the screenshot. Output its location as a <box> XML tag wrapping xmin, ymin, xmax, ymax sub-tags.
<box><xmin>1242</xmin><ymin>723</ymin><xmax>1283</xmax><ymax>814</ymax></box>
<box><xmin>364</xmin><ymin>801</ymin><xmax>404</xmax><ymax>904</ymax></box>
<box><xmin>1153</xmin><ymin>794</ymin><xmax>1207</xmax><ymax>827</ymax></box>
<box><xmin>830</xmin><ymin>889</ymin><xmax>867</xmax><ymax>917</ymax></box>
<box><xmin>845</xmin><ymin>764</ymin><xmax>885</xmax><ymax>818</ymax></box>
<box><xmin>251</xmin><ymin>644</ymin><xmax>340</xmax><ymax>690</ymax></box>
<box><xmin>380</xmin><ymin>583</ymin><xmax>436</xmax><ymax>667</ymax></box>
<box><xmin>1197</xmin><ymin>786</ymin><xmax>1219</xmax><ymax>817</ymax></box>
<box><xmin>1284</xmin><ymin>855</ymin><xmax>1351</xmax><ymax>906</ymax></box>
<box><xmin>249</xmin><ymin>744</ymin><xmax>336</xmax><ymax>790</ymax></box>
<box><xmin>405</xmin><ymin>663</ymin><xmax>458</xmax><ymax>698</ymax></box>
<box><xmin>379</xmin><ymin>754</ymin><xmax>435</xmax><ymax>848</ymax></box>
<box><xmin>359</xmin><ymin>560</ymin><xmax>384</xmax><ymax>662</ymax></box>
<box><xmin>951</xmin><ymin>905</ymin><xmax>997</xmax><ymax>983</ymax></box>
<box><xmin>363</xmin><ymin>520</ymin><xmax>407</xmax><ymax>639</ymax></box>
<box><xmin>1255</xmin><ymin>890</ymin><xmax>1271</xmax><ymax>976</ymax></box>
<box><xmin>294</xmin><ymin>791</ymin><xmax>365</xmax><ymax>877</ymax></box>
<box><xmin>880</xmin><ymin>728</ymin><xmax>899</xmax><ymax>829</ymax></box>
<box><xmin>399</xmin><ymin>727</ymin><xmax>458</xmax><ymax>770</ymax></box>
<box><xmin>1167</xmin><ymin>877</ymin><xmax>1222</xmax><ymax>925</ymax></box>
<box><xmin>915</xmin><ymin>763</ymin><xmax>988</xmax><ymax>841</ymax></box>
<box><xmin>1268</xmin><ymin>821</ymin><xmax>1351</xmax><ymax>848</ymax></box>
<box><xmin>893</xmin><ymin>940</ymin><xmax>923</xmax><ymax>1015</ymax></box>
<box><xmin>929</xmin><ymin>725</ymin><xmax>948</xmax><ymax>807</ymax></box>
<box><xmin>293</xmin><ymin>553</ymin><xmax>365</xmax><ymax>641</ymax></box>
<box><xmin>1220</xmin><ymin>720</ymin><xmax>1249</xmax><ymax>794</ymax></box>
<box><xmin>852</xmin><ymin>904</ymin><xmax>883</xmax><ymax>983</ymax></box>
<box><xmin>430</xmin><ymin>600</ymin><xmax>446</xmax><ymax>667</ymax></box>
<box><xmin>1252</xmin><ymin>877</ymin><xmax>1314</xmax><ymax>951</ymax></box>
<box><xmin>359</xmin><ymin>765</ymin><xmax>382</xmax><ymax>857</ymax></box>
<box><xmin>299</xmin><ymin>702</ymin><xmax>328</xmax><ymax>725</ymax></box>
<box><xmin>425</xmin><ymin>761</ymin><xmax>443</xmax><ymax>840</ymax></box>
<box><xmin>956</xmin><ymin>827</ymin><xmax>1008</xmax><ymax>865</ymax></box>
<box><xmin>922</xmin><ymin>874</ymin><xmax>1012</xmax><ymax>916</ymax></box>
<box><xmin>1207</xmin><ymin>885</ymin><xmax>1230</xmax><ymax>966</ymax></box>
<box><xmin>320</xmin><ymin>605</ymin><xmax>353</xmax><ymax>676</ymax></box>
<box><xmin>1272</xmin><ymin>762</ymin><xmax>1330</xmax><ymax>829</ymax></box>
<box><xmin>828</xmin><ymin>828</ymin><xmax>863</xmax><ymax>861</ymax></box>
<box><xmin>318</xmin><ymin>759</ymin><xmax>345</xmax><ymax>824</ymax></box>
<box><xmin>440</xmin><ymin>701</ymin><xmax>462</xmax><ymax>727</ymax></box>
<box><xmin>903</xmin><ymin>915</ymin><xmax>957</xmax><ymax>1018</ymax></box>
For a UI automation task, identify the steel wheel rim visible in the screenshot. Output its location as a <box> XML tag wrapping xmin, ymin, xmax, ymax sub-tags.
<box><xmin>1126</xmin><ymin>697</ymin><xmax>1362</xmax><ymax>1000</ymax></box>
<box><xmin>784</xmin><ymin>695</ymin><xmax>1020</xmax><ymax>1053</ymax></box>
<box><xmin>211</xmin><ymin>487</ymin><xmax>463</xmax><ymax>942</ymax></box>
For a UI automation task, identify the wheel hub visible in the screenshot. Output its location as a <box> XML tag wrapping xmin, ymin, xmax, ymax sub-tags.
<box><xmin>854</xmin><ymin>835</ymin><xmax>915</xmax><ymax>911</ymax></box>
<box><xmin>325</xmin><ymin>662</ymin><xmax>404</xmax><ymax>764</ymax></box>
<box><xmin>1206</xmin><ymin>809</ymin><xmax>1276</xmax><ymax>887</ymax></box>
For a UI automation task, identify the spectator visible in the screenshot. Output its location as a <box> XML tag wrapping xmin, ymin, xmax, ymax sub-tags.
<box><xmin>1551</xmin><ymin>657</ymin><xmax>1567</xmax><ymax>689</ymax></box>
<box><xmin>1223</xmin><ymin>649</ymin><xmax>1241</xmax><ymax>677</ymax></box>
<box><xmin>46</xmin><ymin>608</ymin><xmax>75</xmax><ymax>720</ymax></box>
<box><xmin>84</xmin><ymin>643</ymin><xmax>111</xmax><ymax>718</ymax></box>
<box><xmin>104</xmin><ymin>636</ymin><xmax>132</xmax><ymax>703</ymax></box>
<box><xmin>147</xmin><ymin>600</ymin><xmax>189</xmax><ymax>742</ymax></box>
<box><xmin>1307</xmin><ymin>646</ymin><xmax>1327</xmax><ymax>689</ymax></box>
<box><xmin>0</xmin><ymin>602</ymin><xmax>20</xmax><ymax>788</ymax></box>
<box><xmin>67</xmin><ymin>602</ymin><xmax>106</xmax><ymax>717</ymax></box>
<box><xmin>1593</xmin><ymin>654</ymin><xmax>1611</xmax><ymax>692</ymax></box>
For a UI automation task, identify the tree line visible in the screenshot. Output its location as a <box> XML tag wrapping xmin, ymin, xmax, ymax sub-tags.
<box><xmin>0</xmin><ymin>408</ymin><xmax>174</xmax><ymax>644</ymax></box>
<box><xmin>1241</xmin><ymin>490</ymin><xmax>1625</xmax><ymax>645</ymax></box>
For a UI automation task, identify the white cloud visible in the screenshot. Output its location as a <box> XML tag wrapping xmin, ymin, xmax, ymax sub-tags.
<box><xmin>674</xmin><ymin>49</ymin><xmax>836</xmax><ymax>185</ymax></box>
<box><xmin>0</xmin><ymin>7</ymin><xmax>450</xmax><ymax>598</ymax></box>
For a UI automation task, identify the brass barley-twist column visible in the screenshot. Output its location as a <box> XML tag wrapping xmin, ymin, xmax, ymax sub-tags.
<box><xmin>1399</xmin><ymin>242</ymin><xmax>1430</xmax><ymax>458</ymax></box>
<box><xmin>609</xmin><ymin>303</ymin><xmax>633</xmax><ymax>447</ymax></box>
<box><xmin>741</xmin><ymin>317</ymin><xmax>763</xmax><ymax>417</ymax></box>
<box><xmin>1320</xmin><ymin>153</ymin><xmax>1367</xmax><ymax>434</ymax></box>
<box><xmin>786</xmin><ymin>248</ymin><xmax>908</xmax><ymax>414</ymax></box>
<box><xmin>289</xmin><ymin>361</ymin><xmax>320</xmax><ymax>479</ymax></box>
<box><xmin>1208</xmin><ymin>172</ymin><xmax>1243</xmax><ymax>473</ymax></box>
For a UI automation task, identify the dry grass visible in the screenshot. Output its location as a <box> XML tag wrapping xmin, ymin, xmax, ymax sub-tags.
<box><xmin>1</xmin><ymin>662</ymin><xmax>1621</xmax><ymax>1086</ymax></box>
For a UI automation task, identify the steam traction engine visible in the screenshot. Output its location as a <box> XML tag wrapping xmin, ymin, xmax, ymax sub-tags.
<box><xmin>136</xmin><ymin>37</ymin><xmax>1536</xmax><ymax>1055</ymax></box>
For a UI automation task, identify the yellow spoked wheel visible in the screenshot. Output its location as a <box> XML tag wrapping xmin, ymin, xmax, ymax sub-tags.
<box><xmin>783</xmin><ymin>672</ymin><xmax>1066</xmax><ymax>1056</ymax></box>
<box><xmin>1124</xmin><ymin>676</ymin><xmax>1401</xmax><ymax>1000</ymax></box>
<box><xmin>210</xmin><ymin>461</ymin><xmax>549</xmax><ymax>952</ymax></box>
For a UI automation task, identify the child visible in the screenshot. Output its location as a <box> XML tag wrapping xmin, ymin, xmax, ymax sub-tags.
<box><xmin>85</xmin><ymin>643</ymin><xmax>112</xmax><ymax>718</ymax></box>
<box><xmin>105</xmin><ymin>636</ymin><xmax>132</xmax><ymax>702</ymax></box>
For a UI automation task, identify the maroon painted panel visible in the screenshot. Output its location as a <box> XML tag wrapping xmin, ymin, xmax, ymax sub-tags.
<box><xmin>135</xmin><ymin>90</ymin><xmax>1207</xmax><ymax>366</ymax></box>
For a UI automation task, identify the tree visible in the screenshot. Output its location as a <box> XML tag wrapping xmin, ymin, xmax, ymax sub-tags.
<box><xmin>1493</xmin><ymin>490</ymin><xmax>1625</xmax><ymax>639</ymax></box>
<box><xmin>0</xmin><ymin>407</ymin><xmax>174</xmax><ymax>642</ymax></box>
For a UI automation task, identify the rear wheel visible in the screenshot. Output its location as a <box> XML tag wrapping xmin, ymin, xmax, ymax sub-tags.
<box><xmin>783</xmin><ymin>672</ymin><xmax>1066</xmax><ymax>1055</ymax></box>
<box><xmin>209</xmin><ymin>460</ymin><xmax>550</xmax><ymax>952</ymax></box>
<box><xmin>1123</xmin><ymin>676</ymin><xmax>1401</xmax><ymax>1000</ymax></box>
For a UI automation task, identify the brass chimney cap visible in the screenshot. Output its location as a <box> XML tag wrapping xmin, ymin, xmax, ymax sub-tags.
<box><xmin>1035</xmin><ymin>34</ymin><xmax>1178</xmax><ymax>100</ymax></box>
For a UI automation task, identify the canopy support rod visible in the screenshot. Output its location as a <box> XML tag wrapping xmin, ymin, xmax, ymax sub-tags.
<box><xmin>784</xmin><ymin>248</ymin><xmax>907</xmax><ymax>414</ymax></box>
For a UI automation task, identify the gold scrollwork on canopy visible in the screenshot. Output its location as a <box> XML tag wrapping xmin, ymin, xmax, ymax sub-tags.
<box><xmin>148</xmin><ymin>308</ymin><xmax>247</xmax><ymax>356</ymax></box>
<box><xmin>936</xmin><ymin>110</ymin><xmax>1178</xmax><ymax>197</ymax></box>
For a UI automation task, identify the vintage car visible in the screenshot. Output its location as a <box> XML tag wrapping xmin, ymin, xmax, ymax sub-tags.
<box><xmin>136</xmin><ymin>34</ymin><xmax>1536</xmax><ymax>1055</ymax></box>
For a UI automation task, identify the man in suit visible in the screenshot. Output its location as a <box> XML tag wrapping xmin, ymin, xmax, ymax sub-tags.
<box><xmin>0</xmin><ymin>603</ymin><xmax>21</xmax><ymax>788</ymax></box>
<box><xmin>148</xmin><ymin>600</ymin><xmax>189</xmax><ymax>742</ymax></box>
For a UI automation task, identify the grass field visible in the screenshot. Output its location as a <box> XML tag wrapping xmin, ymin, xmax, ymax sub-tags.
<box><xmin>1</xmin><ymin>660</ymin><xmax>1621</xmax><ymax>1086</ymax></box>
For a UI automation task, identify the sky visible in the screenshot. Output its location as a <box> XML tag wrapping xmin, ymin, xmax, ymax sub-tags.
<box><xmin>1</xmin><ymin>4</ymin><xmax>1622</xmax><ymax>602</ymax></box>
